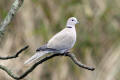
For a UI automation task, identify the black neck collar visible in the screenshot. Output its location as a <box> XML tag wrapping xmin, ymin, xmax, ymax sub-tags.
<box><xmin>67</xmin><ymin>26</ymin><xmax>72</xmax><ymax>28</ymax></box>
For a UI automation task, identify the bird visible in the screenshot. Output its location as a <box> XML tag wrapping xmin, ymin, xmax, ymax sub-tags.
<box><xmin>24</xmin><ymin>17</ymin><xmax>79</xmax><ymax>64</ymax></box>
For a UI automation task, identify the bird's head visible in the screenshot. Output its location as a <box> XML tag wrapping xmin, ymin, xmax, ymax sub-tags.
<box><xmin>66</xmin><ymin>17</ymin><xmax>79</xmax><ymax>27</ymax></box>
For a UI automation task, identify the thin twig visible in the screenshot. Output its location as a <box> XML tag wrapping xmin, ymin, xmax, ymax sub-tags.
<box><xmin>0</xmin><ymin>0</ymin><xmax>24</xmax><ymax>37</ymax></box>
<box><xmin>0</xmin><ymin>52</ymin><xmax>95</xmax><ymax>80</ymax></box>
<box><xmin>0</xmin><ymin>65</ymin><xmax>19</xmax><ymax>79</ymax></box>
<box><xmin>65</xmin><ymin>53</ymin><xmax>95</xmax><ymax>71</ymax></box>
<box><xmin>0</xmin><ymin>45</ymin><xmax>29</xmax><ymax>60</ymax></box>
<box><xmin>19</xmin><ymin>53</ymin><xmax>95</xmax><ymax>79</ymax></box>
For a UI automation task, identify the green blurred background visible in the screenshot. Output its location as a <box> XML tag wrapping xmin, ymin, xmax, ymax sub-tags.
<box><xmin>0</xmin><ymin>0</ymin><xmax>120</xmax><ymax>80</ymax></box>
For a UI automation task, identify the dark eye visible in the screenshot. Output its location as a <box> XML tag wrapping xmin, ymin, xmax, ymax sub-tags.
<box><xmin>72</xmin><ymin>19</ymin><xmax>74</xmax><ymax>21</ymax></box>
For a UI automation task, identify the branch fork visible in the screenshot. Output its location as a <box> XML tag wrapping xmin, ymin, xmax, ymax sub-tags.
<box><xmin>0</xmin><ymin>45</ymin><xmax>95</xmax><ymax>80</ymax></box>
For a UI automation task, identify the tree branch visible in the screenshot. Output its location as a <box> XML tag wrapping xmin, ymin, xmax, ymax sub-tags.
<box><xmin>0</xmin><ymin>65</ymin><xmax>19</xmax><ymax>79</ymax></box>
<box><xmin>0</xmin><ymin>45</ymin><xmax>29</xmax><ymax>60</ymax></box>
<box><xmin>65</xmin><ymin>53</ymin><xmax>95</xmax><ymax>71</ymax></box>
<box><xmin>0</xmin><ymin>0</ymin><xmax>24</xmax><ymax>37</ymax></box>
<box><xmin>0</xmin><ymin>50</ymin><xmax>95</xmax><ymax>80</ymax></box>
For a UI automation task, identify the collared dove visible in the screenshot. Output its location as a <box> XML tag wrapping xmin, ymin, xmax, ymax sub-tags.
<box><xmin>24</xmin><ymin>17</ymin><xmax>79</xmax><ymax>64</ymax></box>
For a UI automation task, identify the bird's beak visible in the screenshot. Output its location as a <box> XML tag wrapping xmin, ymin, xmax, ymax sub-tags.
<box><xmin>77</xmin><ymin>21</ymin><xmax>79</xmax><ymax>24</ymax></box>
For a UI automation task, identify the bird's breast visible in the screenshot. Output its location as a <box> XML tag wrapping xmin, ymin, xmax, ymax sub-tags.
<box><xmin>47</xmin><ymin>28</ymin><xmax>76</xmax><ymax>50</ymax></box>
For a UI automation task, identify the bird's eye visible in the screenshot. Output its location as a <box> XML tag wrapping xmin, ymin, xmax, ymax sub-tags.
<box><xmin>72</xmin><ymin>19</ymin><xmax>74</xmax><ymax>21</ymax></box>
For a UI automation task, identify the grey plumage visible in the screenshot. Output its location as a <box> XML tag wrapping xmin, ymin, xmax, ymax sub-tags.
<box><xmin>24</xmin><ymin>51</ymin><xmax>48</xmax><ymax>64</ymax></box>
<box><xmin>24</xmin><ymin>17</ymin><xmax>79</xmax><ymax>64</ymax></box>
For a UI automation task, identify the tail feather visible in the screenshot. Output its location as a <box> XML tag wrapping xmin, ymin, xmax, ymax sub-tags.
<box><xmin>24</xmin><ymin>51</ymin><xmax>48</xmax><ymax>64</ymax></box>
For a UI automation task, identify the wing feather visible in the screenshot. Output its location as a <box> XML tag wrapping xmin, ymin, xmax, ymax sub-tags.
<box><xmin>47</xmin><ymin>28</ymin><xmax>76</xmax><ymax>50</ymax></box>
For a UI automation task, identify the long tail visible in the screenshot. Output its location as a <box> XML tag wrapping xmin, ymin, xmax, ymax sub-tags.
<box><xmin>24</xmin><ymin>51</ymin><xmax>48</xmax><ymax>64</ymax></box>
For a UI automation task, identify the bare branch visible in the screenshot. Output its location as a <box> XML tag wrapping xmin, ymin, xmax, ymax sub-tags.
<box><xmin>0</xmin><ymin>65</ymin><xmax>19</xmax><ymax>79</ymax></box>
<box><xmin>0</xmin><ymin>0</ymin><xmax>24</xmax><ymax>37</ymax></box>
<box><xmin>18</xmin><ymin>52</ymin><xmax>95</xmax><ymax>79</ymax></box>
<box><xmin>0</xmin><ymin>45</ymin><xmax>29</xmax><ymax>60</ymax></box>
<box><xmin>65</xmin><ymin>53</ymin><xmax>95</xmax><ymax>71</ymax></box>
<box><xmin>0</xmin><ymin>51</ymin><xmax>95</xmax><ymax>80</ymax></box>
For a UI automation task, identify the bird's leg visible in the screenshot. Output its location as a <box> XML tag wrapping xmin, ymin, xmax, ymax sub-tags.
<box><xmin>63</xmin><ymin>50</ymin><xmax>70</xmax><ymax>56</ymax></box>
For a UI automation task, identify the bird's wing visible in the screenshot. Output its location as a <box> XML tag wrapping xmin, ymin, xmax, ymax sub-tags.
<box><xmin>36</xmin><ymin>44</ymin><xmax>47</xmax><ymax>51</ymax></box>
<box><xmin>47</xmin><ymin>28</ymin><xmax>76</xmax><ymax>50</ymax></box>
